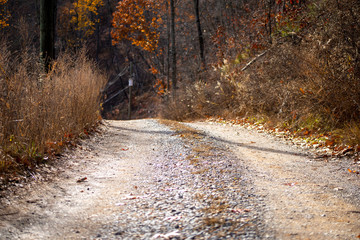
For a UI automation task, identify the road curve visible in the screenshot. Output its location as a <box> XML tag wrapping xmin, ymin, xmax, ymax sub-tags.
<box><xmin>0</xmin><ymin>119</ymin><xmax>359</xmax><ymax>239</ymax></box>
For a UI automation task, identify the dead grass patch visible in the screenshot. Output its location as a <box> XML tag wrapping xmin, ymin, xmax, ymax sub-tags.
<box><xmin>202</xmin><ymin>217</ymin><xmax>225</xmax><ymax>226</ymax></box>
<box><xmin>202</xmin><ymin>202</ymin><xmax>230</xmax><ymax>215</ymax></box>
<box><xmin>191</xmin><ymin>168</ymin><xmax>209</xmax><ymax>175</ymax></box>
<box><xmin>0</xmin><ymin>44</ymin><xmax>106</xmax><ymax>176</ymax></box>
<box><xmin>159</xmin><ymin>119</ymin><xmax>203</xmax><ymax>140</ymax></box>
<box><xmin>193</xmin><ymin>144</ymin><xmax>214</xmax><ymax>153</ymax></box>
<box><xmin>189</xmin><ymin>157</ymin><xmax>200</xmax><ymax>166</ymax></box>
<box><xmin>194</xmin><ymin>192</ymin><xmax>205</xmax><ymax>200</ymax></box>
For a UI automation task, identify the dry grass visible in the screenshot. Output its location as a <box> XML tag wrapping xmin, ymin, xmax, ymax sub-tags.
<box><xmin>191</xmin><ymin>168</ymin><xmax>209</xmax><ymax>175</ymax></box>
<box><xmin>158</xmin><ymin>119</ymin><xmax>202</xmax><ymax>139</ymax></box>
<box><xmin>202</xmin><ymin>201</ymin><xmax>230</xmax><ymax>215</ymax></box>
<box><xmin>0</xmin><ymin>43</ymin><xmax>106</xmax><ymax>174</ymax></box>
<box><xmin>202</xmin><ymin>217</ymin><xmax>225</xmax><ymax>226</ymax></box>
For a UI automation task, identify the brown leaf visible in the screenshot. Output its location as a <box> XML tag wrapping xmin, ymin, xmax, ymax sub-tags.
<box><xmin>284</xmin><ymin>182</ymin><xmax>298</xmax><ymax>186</ymax></box>
<box><xmin>348</xmin><ymin>169</ymin><xmax>359</xmax><ymax>174</ymax></box>
<box><xmin>229</xmin><ymin>208</ymin><xmax>251</xmax><ymax>213</ymax></box>
<box><xmin>325</xmin><ymin>140</ymin><xmax>335</xmax><ymax>147</ymax></box>
<box><xmin>76</xmin><ymin>177</ymin><xmax>87</xmax><ymax>183</ymax></box>
<box><xmin>123</xmin><ymin>194</ymin><xmax>146</xmax><ymax>200</ymax></box>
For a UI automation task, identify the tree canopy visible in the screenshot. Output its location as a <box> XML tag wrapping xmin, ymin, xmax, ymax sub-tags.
<box><xmin>111</xmin><ymin>0</ymin><xmax>162</xmax><ymax>52</ymax></box>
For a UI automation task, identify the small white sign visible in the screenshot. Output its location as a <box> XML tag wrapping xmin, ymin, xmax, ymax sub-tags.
<box><xmin>129</xmin><ymin>78</ymin><xmax>133</xmax><ymax>87</ymax></box>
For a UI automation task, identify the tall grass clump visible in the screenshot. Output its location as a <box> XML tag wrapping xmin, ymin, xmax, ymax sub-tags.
<box><xmin>0</xmin><ymin>43</ymin><xmax>106</xmax><ymax>174</ymax></box>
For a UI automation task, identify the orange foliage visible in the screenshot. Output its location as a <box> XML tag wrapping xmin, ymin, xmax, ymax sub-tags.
<box><xmin>149</xmin><ymin>66</ymin><xmax>159</xmax><ymax>75</ymax></box>
<box><xmin>153</xmin><ymin>79</ymin><xmax>166</xmax><ymax>96</ymax></box>
<box><xmin>111</xmin><ymin>0</ymin><xmax>163</xmax><ymax>52</ymax></box>
<box><xmin>0</xmin><ymin>0</ymin><xmax>9</xmax><ymax>29</ymax></box>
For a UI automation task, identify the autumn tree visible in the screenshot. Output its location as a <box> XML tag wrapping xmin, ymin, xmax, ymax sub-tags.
<box><xmin>111</xmin><ymin>0</ymin><xmax>173</xmax><ymax>98</ymax></box>
<box><xmin>111</xmin><ymin>0</ymin><xmax>162</xmax><ymax>52</ymax></box>
<box><xmin>70</xmin><ymin>0</ymin><xmax>104</xmax><ymax>38</ymax></box>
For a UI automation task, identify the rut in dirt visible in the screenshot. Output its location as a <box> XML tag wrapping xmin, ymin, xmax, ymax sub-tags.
<box><xmin>0</xmin><ymin>119</ymin><xmax>359</xmax><ymax>239</ymax></box>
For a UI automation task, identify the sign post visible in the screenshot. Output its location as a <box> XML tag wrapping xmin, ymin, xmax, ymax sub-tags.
<box><xmin>128</xmin><ymin>62</ymin><xmax>133</xmax><ymax>120</ymax></box>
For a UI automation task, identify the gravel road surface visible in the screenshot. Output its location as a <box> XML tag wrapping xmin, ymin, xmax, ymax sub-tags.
<box><xmin>0</xmin><ymin>119</ymin><xmax>359</xmax><ymax>239</ymax></box>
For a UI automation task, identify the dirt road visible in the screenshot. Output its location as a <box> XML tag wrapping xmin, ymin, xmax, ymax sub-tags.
<box><xmin>0</xmin><ymin>119</ymin><xmax>359</xmax><ymax>239</ymax></box>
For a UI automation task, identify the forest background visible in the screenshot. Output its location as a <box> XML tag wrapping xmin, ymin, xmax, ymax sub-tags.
<box><xmin>0</xmin><ymin>0</ymin><xmax>359</xmax><ymax>177</ymax></box>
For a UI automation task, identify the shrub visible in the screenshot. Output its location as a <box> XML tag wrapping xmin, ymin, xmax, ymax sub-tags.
<box><xmin>161</xmin><ymin>0</ymin><xmax>360</xmax><ymax>144</ymax></box>
<box><xmin>0</xmin><ymin>43</ymin><xmax>105</xmax><ymax>173</ymax></box>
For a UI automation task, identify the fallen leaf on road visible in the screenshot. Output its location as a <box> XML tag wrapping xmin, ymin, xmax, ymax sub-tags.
<box><xmin>164</xmin><ymin>216</ymin><xmax>182</xmax><ymax>222</ymax></box>
<box><xmin>123</xmin><ymin>194</ymin><xmax>146</xmax><ymax>200</ymax></box>
<box><xmin>76</xmin><ymin>177</ymin><xmax>87</xmax><ymax>183</ymax></box>
<box><xmin>229</xmin><ymin>208</ymin><xmax>251</xmax><ymax>213</ymax></box>
<box><xmin>348</xmin><ymin>169</ymin><xmax>359</xmax><ymax>174</ymax></box>
<box><xmin>121</xmin><ymin>148</ymin><xmax>129</xmax><ymax>151</ymax></box>
<box><xmin>283</xmin><ymin>182</ymin><xmax>298</xmax><ymax>186</ymax></box>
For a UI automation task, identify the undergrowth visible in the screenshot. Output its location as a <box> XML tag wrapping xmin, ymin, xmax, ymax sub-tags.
<box><xmin>161</xmin><ymin>0</ymin><xmax>360</xmax><ymax>147</ymax></box>
<box><xmin>0</xmin><ymin>42</ymin><xmax>106</xmax><ymax>176</ymax></box>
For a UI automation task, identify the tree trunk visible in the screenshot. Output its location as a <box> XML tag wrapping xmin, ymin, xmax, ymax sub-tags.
<box><xmin>170</xmin><ymin>0</ymin><xmax>176</xmax><ymax>99</ymax></box>
<box><xmin>40</xmin><ymin>0</ymin><xmax>57</xmax><ymax>72</ymax></box>
<box><xmin>166</xmin><ymin>0</ymin><xmax>171</xmax><ymax>92</ymax></box>
<box><xmin>193</xmin><ymin>0</ymin><xmax>205</xmax><ymax>67</ymax></box>
<box><xmin>268</xmin><ymin>0</ymin><xmax>273</xmax><ymax>44</ymax></box>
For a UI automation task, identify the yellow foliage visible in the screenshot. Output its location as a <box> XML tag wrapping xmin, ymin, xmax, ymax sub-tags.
<box><xmin>70</xmin><ymin>0</ymin><xmax>103</xmax><ymax>37</ymax></box>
